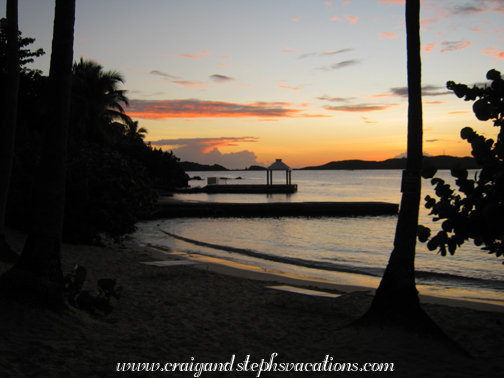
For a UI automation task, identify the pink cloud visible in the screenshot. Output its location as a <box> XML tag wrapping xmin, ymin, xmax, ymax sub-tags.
<box><xmin>292</xmin><ymin>17</ymin><xmax>301</xmax><ymax>22</ymax></box>
<box><xmin>166</xmin><ymin>50</ymin><xmax>210</xmax><ymax>61</ymax></box>
<box><xmin>346</xmin><ymin>15</ymin><xmax>358</xmax><ymax>23</ymax></box>
<box><xmin>169</xmin><ymin>80</ymin><xmax>209</xmax><ymax>89</ymax></box>
<box><xmin>379</xmin><ymin>32</ymin><xmax>398</xmax><ymax>39</ymax></box>
<box><xmin>422</xmin><ymin>43</ymin><xmax>436</xmax><ymax>52</ymax></box>
<box><xmin>378</xmin><ymin>0</ymin><xmax>405</xmax><ymax>4</ymax></box>
<box><xmin>277</xmin><ymin>85</ymin><xmax>300</xmax><ymax>92</ymax></box>
<box><xmin>483</xmin><ymin>46</ymin><xmax>504</xmax><ymax>60</ymax></box>
<box><xmin>127</xmin><ymin>99</ymin><xmax>327</xmax><ymax>120</ymax></box>
<box><xmin>282</xmin><ymin>46</ymin><xmax>300</xmax><ymax>54</ymax></box>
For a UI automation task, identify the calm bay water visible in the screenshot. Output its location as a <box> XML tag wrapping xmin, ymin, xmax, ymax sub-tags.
<box><xmin>133</xmin><ymin>169</ymin><xmax>504</xmax><ymax>303</ymax></box>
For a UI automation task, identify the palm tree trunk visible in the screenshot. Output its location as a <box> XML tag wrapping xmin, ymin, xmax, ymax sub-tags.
<box><xmin>0</xmin><ymin>0</ymin><xmax>76</xmax><ymax>310</ymax></box>
<box><xmin>372</xmin><ymin>0</ymin><xmax>423</xmax><ymax>314</ymax></box>
<box><xmin>353</xmin><ymin>0</ymin><xmax>431</xmax><ymax>328</ymax></box>
<box><xmin>0</xmin><ymin>0</ymin><xmax>20</xmax><ymax>263</ymax></box>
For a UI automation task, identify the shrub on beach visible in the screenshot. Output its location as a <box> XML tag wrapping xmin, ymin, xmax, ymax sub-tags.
<box><xmin>64</xmin><ymin>145</ymin><xmax>158</xmax><ymax>244</ymax></box>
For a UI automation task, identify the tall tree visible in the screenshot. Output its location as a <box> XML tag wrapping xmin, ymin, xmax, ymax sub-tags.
<box><xmin>0</xmin><ymin>0</ymin><xmax>76</xmax><ymax>309</ymax></box>
<box><xmin>354</xmin><ymin>0</ymin><xmax>447</xmax><ymax>335</ymax></box>
<box><xmin>125</xmin><ymin>119</ymin><xmax>148</xmax><ymax>141</ymax></box>
<box><xmin>0</xmin><ymin>0</ymin><xmax>20</xmax><ymax>263</ymax></box>
<box><xmin>70</xmin><ymin>58</ymin><xmax>131</xmax><ymax>145</ymax></box>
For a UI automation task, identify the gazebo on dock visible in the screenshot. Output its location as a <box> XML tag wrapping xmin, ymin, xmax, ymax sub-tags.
<box><xmin>267</xmin><ymin>159</ymin><xmax>292</xmax><ymax>185</ymax></box>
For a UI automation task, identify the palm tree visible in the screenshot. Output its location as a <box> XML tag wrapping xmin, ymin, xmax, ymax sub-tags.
<box><xmin>70</xmin><ymin>58</ymin><xmax>132</xmax><ymax>145</ymax></box>
<box><xmin>354</xmin><ymin>0</ymin><xmax>450</xmax><ymax>338</ymax></box>
<box><xmin>125</xmin><ymin>119</ymin><xmax>148</xmax><ymax>141</ymax></box>
<box><xmin>0</xmin><ymin>0</ymin><xmax>20</xmax><ymax>263</ymax></box>
<box><xmin>0</xmin><ymin>0</ymin><xmax>76</xmax><ymax>309</ymax></box>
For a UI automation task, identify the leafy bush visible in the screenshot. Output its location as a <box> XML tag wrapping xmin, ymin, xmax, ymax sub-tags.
<box><xmin>418</xmin><ymin>69</ymin><xmax>504</xmax><ymax>263</ymax></box>
<box><xmin>64</xmin><ymin>145</ymin><xmax>157</xmax><ymax>244</ymax></box>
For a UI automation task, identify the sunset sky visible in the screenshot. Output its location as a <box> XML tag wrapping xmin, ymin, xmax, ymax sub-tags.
<box><xmin>3</xmin><ymin>0</ymin><xmax>504</xmax><ymax>168</ymax></box>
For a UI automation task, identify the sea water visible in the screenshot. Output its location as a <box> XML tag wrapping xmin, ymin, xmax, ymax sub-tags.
<box><xmin>132</xmin><ymin>169</ymin><xmax>504</xmax><ymax>303</ymax></box>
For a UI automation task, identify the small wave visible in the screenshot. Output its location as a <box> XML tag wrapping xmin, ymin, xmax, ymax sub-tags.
<box><xmin>159</xmin><ymin>229</ymin><xmax>381</xmax><ymax>277</ymax></box>
<box><xmin>415</xmin><ymin>270</ymin><xmax>504</xmax><ymax>290</ymax></box>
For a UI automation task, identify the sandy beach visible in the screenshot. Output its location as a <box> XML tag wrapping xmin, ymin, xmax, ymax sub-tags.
<box><xmin>1</xmin><ymin>226</ymin><xmax>503</xmax><ymax>378</ymax></box>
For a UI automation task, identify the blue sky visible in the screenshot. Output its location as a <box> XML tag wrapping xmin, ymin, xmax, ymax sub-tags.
<box><xmin>2</xmin><ymin>0</ymin><xmax>503</xmax><ymax>168</ymax></box>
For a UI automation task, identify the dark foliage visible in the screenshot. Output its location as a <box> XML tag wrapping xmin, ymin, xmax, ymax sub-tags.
<box><xmin>1</xmin><ymin>29</ymin><xmax>187</xmax><ymax>243</ymax></box>
<box><xmin>64</xmin><ymin>145</ymin><xmax>157</xmax><ymax>244</ymax></box>
<box><xmin>117</xmin><ymin>139</ymin><xmax>189</xmax><ymax>191</ymax></box>
<box><xmin>419</xmin><ymin>69</ymin><xmax>504</xmax><ymax>263</ymax></box>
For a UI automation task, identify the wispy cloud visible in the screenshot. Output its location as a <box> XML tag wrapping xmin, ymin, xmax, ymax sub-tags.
<box><xmin>126</xmin><ymin>68</ymin><xmax>181</xmax><ymax>80</ymax></box>
<box><xmin>169</xmin><ymin>80</ymin><xmax>209</xmax><ymax>90</ymax></box>
<box><xmin>379</xmin><ymin>32</ymin><xmax>398</xmax><ymax>39</ymax></box>
<box><xmin>440</xmin><ymin>40</ymin><xmax>471</xmax><ymax>53</ymax></box>
<box><xmin>330</xmin><ymin>14</ymin><xmax>359</xmax><ymax>23</ymax></box>
<box><xmin>127</xmin><ymin>99</ymin><xmax>326</xmax><ymax>119</ymax></box>
<box><xmin>386</xmin><ymin>86</ymin><xmax>450</xmax><ymax>97</ymax></box>
<box><xmin>282</xmin><ymin>46</ymin><xmax>300</xmax><ymax>54</ymax></box>
<box><xmin>361</xmin><ymin>116</ymin><xmax>379</xmax><ymax>124</ymax></box>
<box><xmin>422</xmin><ymin>43</ymin><xmax>436</xmax><ymax>53</ymax></box>
<box><xmin>166</xmin><ymin>50</ymin><xmax>211</xmax><ymax>61</ymax></box>
<box><xmin>299</xmin><ymin>49</ymin><xmax>353</xmax><ymax>59</ymax></box>
<box><xmin>483</xmin><ymin>46</ymin><xmax>504</xmax><ymax>60</ymax></box>
<box><xmin>323</xmin><ymin>103</ymin><xmax>399</xmax><ymax>112</ymax></box>
<box><xmin>277</xmin><ymin>85</ymin><xmax>300</xmax><ymax>92</ymax></box>
<box><xmin>378</xmin><ymin>0</ymin><xmax>405</xmax><ymax>4</ymax></box>
<box><xmin>149</xmin><ymin>70</ymin><xmax>181</xmax><ymax>79</ymax></box>
<box><xmin>316</xmin><ymin>95</ymin><xmax>354</xmax><ymax>102</ymax></box>
<box><xmin>452</xmin><ymin>3</ymin><xmax>485</xmax><ymax>15</ymax></box>
<box><xmin>316</xmin><ymin>59</ymin><xmax>361</xmax><ymax>71</ymax></box>
<box><xmin>210</xmin><ymin>74</ymin><xmax>235</xmax><ymax>83</ymax></box>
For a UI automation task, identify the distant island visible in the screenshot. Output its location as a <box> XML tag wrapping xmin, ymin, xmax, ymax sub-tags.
<box><xmin>180</xmin><ymin>155</ymin><xmax>479</xmax><ymax>171</ymax></box>
<box><xmin>300</xmin><ymin>156</ymin><xmax>479</xmax><ymax>171</ymax></box>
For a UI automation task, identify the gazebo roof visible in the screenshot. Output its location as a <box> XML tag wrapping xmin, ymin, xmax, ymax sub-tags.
<box><xmin>267</xmin><ymin>159</ymin><xmax>291</xmax><ymax>171</ymax></box>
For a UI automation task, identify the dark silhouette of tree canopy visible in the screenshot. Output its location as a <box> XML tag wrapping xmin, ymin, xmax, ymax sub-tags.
<box><xmin>0</xmin><ymin>0</ymin><xmax>76</xmax><ymax>309</ymax></box>
<box><xmin>125</xmin><ymin>119</ymin><xmax>148</xmax><ymax>141</ymax></box>
<box><xmin>70</xmin><ymin>58</ymin><xmax>131</xmax><ymax>145</ymax></box>
<box><xmin>0</xmin><ymin>0</ymin><xmax>20</xmax><ymax>263</ymax></box>
<box><xmin>418</xmin><ymin>69</ymin><xmax>504</xmax><ymax>264</ymax></box>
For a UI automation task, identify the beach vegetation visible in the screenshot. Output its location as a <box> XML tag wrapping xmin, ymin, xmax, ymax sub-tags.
<box><xmin>70</xmin><ymin>58</ymin><xmax>131</xmax><ymax>146</ymax></box>
<box><xmin>419</xmin><ymin>69</ymin><xmax>504</xmax><ymax>264</ymax></box>
<box><xmin>2</xmin><ymin>43</ymin><xmax>187</xmax><ymax>245</ymax></box>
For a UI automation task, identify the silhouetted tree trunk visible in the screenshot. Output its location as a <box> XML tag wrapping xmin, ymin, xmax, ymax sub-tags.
<box><xmin>0</xmin><ymin>0</ymin><xmax>20</xmax><ymax>263</ymax></box>
<box><xmin>353</xmin><ymin>0</ymin><xmax>445</xmax><ymax>334</ymax></box>
<box><xmin>0</xmin><ymin>0</ymin><xmax>75</xmax><ymax>309</ymax></box>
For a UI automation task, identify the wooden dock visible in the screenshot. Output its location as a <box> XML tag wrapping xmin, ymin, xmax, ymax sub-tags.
<box><xmin>152</xmin><ymin>199</ymin><xmax>399</xmax><ymax>219</ymax></box>
<box><xmin>204</xmin><ymin>184</ymin><xmax>298</xmax><ymax>194</ymax></box>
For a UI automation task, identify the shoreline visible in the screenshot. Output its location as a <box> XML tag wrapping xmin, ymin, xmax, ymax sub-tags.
<box><xmin>2</xmin><ymin>226</ymin><xmax>504</xmax><ymax>377</ymax></box>
<box><xmin>133</xmin><ymin>241</ymin><xmax>504</xmax><ymax>313</ymax></box>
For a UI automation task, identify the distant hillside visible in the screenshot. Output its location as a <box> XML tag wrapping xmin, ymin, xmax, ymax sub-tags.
<box><xmin>300</xmin><ymin>156</ymin><xmax>479</xmax><ymax>170</ymax></box>
<box><xmin>180</xmin><ymin>162</ymin><xmax>229</xmax><ymax>171</ymax></box>
<box><xmin>246</xmin><ymin>165</ymin><xmax>267</xmax><ymax>171</ymax></box>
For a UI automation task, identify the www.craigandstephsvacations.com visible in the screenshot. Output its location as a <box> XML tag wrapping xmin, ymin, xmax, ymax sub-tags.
<box><xmin>116</xmin><ymin>354</ymin><xmax>395</xmax><ymax>376</ymax></box>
